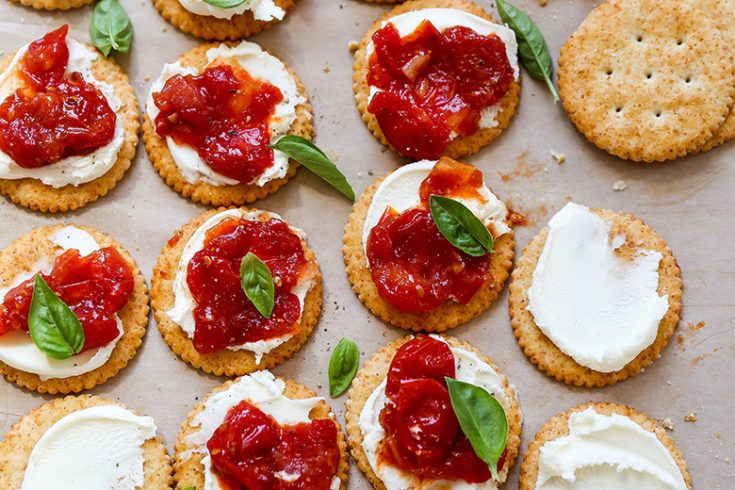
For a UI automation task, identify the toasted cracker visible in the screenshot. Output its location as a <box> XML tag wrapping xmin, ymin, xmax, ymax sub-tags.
<box><xmin>142</xmin><ymin>43</ymin><xmax>313</xmax><ymax>207</ymax></box>
<box><xmin>0</xmin><ymin>45</ymin><xmax>140</xmax><ymax>213</ymax></box>
<box><xmin>8</xmin><ymin>0</ymin><xmax>91</xmax><ymax>10</ymax></box>
<box><xmin>151</xmin><ymin>208</ymin><xmax>322</xmax><ymax>377</ymax></box>
<box><xmin>153</xmin><ymin>0</ymin><xmax>294</xmax><ymax>41</ymax></box>
<box><xmin>0</xmin><ymin>395</ymin><xmax>173</xmax><ymax>489</ymax></box>
<box><xmin>343</xmin><ymin>170</ymin><xmax>514</xmax><ymax>332</ymax></box>
<box><xmin>519</xmin><ymin>402</ymin><xmax>691</xmax><ymax>490</ymax></box>
<box><xmin>345</xmin><ymin>335</ymin><xmax>522</xmax><ymax>490</ymax></box>
<box><xmin>173</xmin><ymin>376</ymin><xmax>349</xmax><ymax>490</ymax></box>
<box><xmin>353</xmin><ymin>0</ymin><xmax>521</xmax><ymax>160</ymax></box>
<box><xmin>0</xmin><ymin>224</ymin><xmax>149</xmax><ymax>394</ymax></box>
<box><xmin>509</xmin><ymin>208</ymin><xmax>683</xmax><ymax>388</ymax></box>
<box><xmin>557</xmin><ymin>0</ymin><xmax>735</xmax><ymax>162</ymax></box>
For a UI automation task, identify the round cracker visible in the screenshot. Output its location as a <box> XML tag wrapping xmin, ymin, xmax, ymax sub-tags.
<box><xmin>519</xmin><ymin>402</ymin><xmax>691</xmax><ymax>490</ymax></box>
<box><xmin>151</xmin><ymin>207</ymin><xmax>322</xmax><ymax>377</ymax></box>
<box><xmin>0</xmin><ymin>44</ymin><xmax>140</xmax><ymax>213</ymax></box>
<box><xmin>509</xmin><ymin>208</ymin><xmax>683</xmax><ymax>387</ymax></box>
<box><xmin>345</xmin><ymin>335</ymin><xmax>522</xmax><ymax>490</ymax></box>
<box><xmin>8</xmin><ymin>0</ymin><xmax>91</xmax><ymax>10</ymax></box>
<box><xmin>557</xmin><ymin>0</ymin><xmax>735</xmax><ymax>162</ymax></box>
<box><xmin>353</xmin><ymin>0</ymin><xmax>521</xmax><ymax>160</ymax></box>
<box><xmin>0</xmin><ymin>224</ymin><xmax>149</xmax><ymax>394</ymax></box>
<box><xmin>0</xmin><ymin>395</ymin><xmax>173</xmax><ymax>489</ymax></box>
<box><xmin>142</xmin><ymin>43</ymin><xmax>313</xmax><ymax>207</ymax></box>
<box><xmin>343</xmin><ymin>169</ymin><xmax>515</xmax><ymax>332</ymax></box>
<box><xmin>173</xmin><ymin>376</ymin><xmax>349</xmax><ymax>489</ymax></box>
<box><xmin>152</xmin><ymin>0</ymin><xmax>295</xmax><ymax>41</ymax></box>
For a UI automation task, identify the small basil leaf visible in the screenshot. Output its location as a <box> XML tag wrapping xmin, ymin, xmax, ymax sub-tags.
<box><xmin>429</xmin><ymin>195</ymin><xmax>494</xmax><ymax>257</ymax></box>
<box><xmin>328</xmin><ymin>338</ymin><xmax>359</xmax><ymax>397</ymax></box>
<box><xmin>90</xmin><ymin>0</ymin><xmax>133</xmax><ymax>57</ymax></box>
<box><xmin>182</xmin><ymin>487</ymin><xmax>196</xmax><ymax>490</ymax></box>
<box><xmin>240</xmin><ymin>252</ymin><xmax>275</xmax><ymax>318</ymax></box>
<box><xmin>28</xmin><ymin>274</ymin><xmax>85</xmax><ymax>360</ymax></box>
<box><xmin>203</xmin><ymin>0</ymin><xmax>245</xmax><ymax>7</ymax></box>
<box><xmin>496</xmin><ymin>0</ymin><xmax>560</xmax><ymax>103</ymax></box>
<box><xmin>270</xmin><ymin>135</ymin><xmax>355</xmax><ymax>201</ymax></box>
<box><xmin>445</xmin><ymin>377</ymin><xmax>508</xmax><ymax>481</ymax></box>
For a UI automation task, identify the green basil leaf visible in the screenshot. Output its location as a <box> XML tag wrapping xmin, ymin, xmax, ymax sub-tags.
<box><xmin>445</xmin><ymin>377</ymin><xmax>508</xmax><ymax>481</ymax></box>
<box><xmin>496</xmin><ymin>0</ymin><xmax>560</xmax><ymax>103</ymax></box>
<box><xmin>240</xmin><ymin>252</ymin><xmax>275</xmax><ymax>318</ymax></box>
<box><xmin>328</xmin><ymin>337</ymin><xmax>359</xmax><ymax>397</ymax></box>
<box><xmin>270</xmin><ymin>136</ymin><xmax>355</xmax><ymax>201</ymax></box>
<box><xmin>429</xmin><ymin>195</ymin><xmax>494</xmax><ymax>257</ymax></box>
<box><xmin>28</xmin><ymin>274</ymin><xmax>85</xmax><ymax>360</ymax></box>
<box><xmin>90</xmin><ymin>0</ymin><xmax>133</xmax><ymax>57</ymax></box>
<box><xmin>182</xmin><ymin>487</ymin><xmax>196</xmax><ymax>490</ymax></box>
<box><xmin>203</xmin><ymin>0</ymin><xmax>245</xmax><ymax>7</ymax></box>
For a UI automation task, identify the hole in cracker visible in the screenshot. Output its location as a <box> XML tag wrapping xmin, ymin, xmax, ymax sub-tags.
<box><xmin>615</xmin><ymin>106</ymin><xmax>622</xmax><ymax>113</ymax></box>
<box><xmin>685</xmin><ymin>76</ymin><xmax>692</xmax><ymax>83</ymax></box>
<box><xmin>677</xmin><ymin>38</ymin><xmax>684</xmax><ymax>46</ymax></box>
<box><xmin>655</xmin><ymin>111</ymin><xmax>662</xmax><ymax>118</ymax></box>
<box><xmin>636</xmin><ymin>35</ymin><xmax>643</xmax><ymax>42</ymax></box>
<box><xmin>606</xmin><ymin>69</ymin><xmax>613</xmax><ymax>76</ymax></box>
<box><xmin>646</xmin><ymin>72</ymin><xmax>652</xmax><ymax>79</ymax></box>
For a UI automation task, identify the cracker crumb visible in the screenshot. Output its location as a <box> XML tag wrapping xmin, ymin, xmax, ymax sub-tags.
<box><xmin>551</xmin><ymin>149</ymin><xmax>566</xmax><ymax>164</ymax></box>
<box><xmin>348</xmin><ymin>40</ymin><xmax>360</xmax><ymax>53</ymax></box>
<box><xmin>563</xmin><ymin>194</ymin><xmax>573</xmax><ymax>201</ymax></box>
<box><xmin>323</xmin><ymin>65</ymin><xmax>331</xmax><ymax>73</ymax></box>
<box><xmin>662</xmin><ymin>418</ymin><xmax>675</xmax><ymax>431</ymax></box>
<box><xmin>684</xmin><ymin>412</ymin><xmax>697</xmax><ymax>423</ymax></box>
<box><xmin>538</xmin><ymin>0</ymin><xmax>548</xmax><ymax>6</ymax></box>
<box><xmin>161</xmin><ymin>26</ymin><xmax>168</xmax><ymax>32</ymax></box>
<box><xmin>612</xmin><ymin>180</ymin><xmax>628</xmax><ymax>192</ymax></box>
<box><xmin>144</xmin><ymin>75</ymin><xmax>151</xmax><ymax>82</ymax></box>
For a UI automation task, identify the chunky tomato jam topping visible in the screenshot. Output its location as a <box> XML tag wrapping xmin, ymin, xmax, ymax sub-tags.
<box><xmin>366</xmin><ymin>158</ymin><xmax>494</xmax><ymax>313</ymax></box>
<box><xmin>0</xmin><ymin>25</ymin><xmax>117</xmax><ymax>169</ymax></box>
<box><xmin>187</xmin><ymin>216</ymin><xmax>312</xmax><ymax>353</ymax></box>
<box><xmin>153</xmin><ymin>63</ymin><xmax>283</xmax><ymax>184</ymax></box>
<box><xmin>0</xmin><ymin>247</ymin><xmax>133</xmax><ymax>351</ymax></box>
<box><xmin>207</xmin><ymin>400</ymin><xmax>340</xmax><ymax>490</ymax></box>
<box><xmin>367</xmin><ymin>20</ymin><xmax>513</xmax><ymax>160</ymax></box>
<box><xmin>379</xmin><ymin>336</ymin><xmax>506</xmax><ymax>483</ymax></box>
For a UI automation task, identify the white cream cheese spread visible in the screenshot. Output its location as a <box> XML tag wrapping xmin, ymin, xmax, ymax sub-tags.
<box><xmin>0</xmin><ymin>39</ymin><xmax>124</xmax><ymax>188</ymax></box>
<box><xmin>358</xmin><ymin>336</ymin><xmax>514</xmax><ymax>490</ymax></box>
<box><xmin>179</xmin><ymin>0</ymin><xmax>284</xmax><ymax>21</ymax></box>
<box><xmin>146</xmin><ymin>41</ymin><xmax>305</xmax><ymax>187</ymax></box>
<box><xmin>20</xmin><ymin>405</ymin><xmax>156</xmax><ymax>490</ymax></box>
<box><xmin>535</xmin><ymin>407</ymin><xmax>687</xmax><ymax>490</ymax></box>
<box><xmin>526</xmin><ymin>202</ymin><xmax>669</xmax><ymax>372</ymax></box>
<box><xmin>0</xmin><ymin>226</ymin><xmax>124</xmax><ymax>379</ymax></box>
<box><xmin>365</xmin><ymin>8</ymin><xmax>519</xmax><ymax>132</ymax></box>
<box><xmin>167</xmin><ymin>208</ymin><xmax>316</xmax><ymax>363</ymax></box>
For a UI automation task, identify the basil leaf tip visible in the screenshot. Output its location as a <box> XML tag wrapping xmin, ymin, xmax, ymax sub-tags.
<box><xmin>328</xmin><ymin>337</ymin><xmax>360</xmax><ymax>398</ymax></box>
<box><xmin>429</xmin><ymin>195</ymin><xmax>494</xmax><ymax>257</ymax></box>
<box><xmin>203</xmin><ymin>0</ymin><xmax>245</xmax><ymax>7</ymax></box>
<box><xmin>270</xmin><ymin>135</ymin><xmax>355</xmax><ymax>201</ymax></box>
<box><xmin>182</xmin><ymin>486</ymin><xmax>196</xmax><ymax>490</ymax></box>
<box><xmin>445</xmin><ymin>377</ymin><xmax>508</xmax><ymax>481</ymax></box>
<box><xmin>28</xmin><ymin>274</ymin><xmax>85</xmax><ymax>360</ymax></box>
<box><xmin>90</xmin><ymin>0</ymin><xmax>133</xmax><ymax>57</ymax></box>
<box><xmin>496</xmin><ymin>0</ymin><xmax>560</xmax><ymax>103</ymax></box>
<box><xmin>240</xmin><ymin>252</ymin><xmax>275</xmax><ymax>318</ymax></box>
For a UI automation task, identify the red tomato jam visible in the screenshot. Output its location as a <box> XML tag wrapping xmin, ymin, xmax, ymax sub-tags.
<box><xmin>207</xmin><ymin>400</ymin><xmax>340</xmax><ymax>490</ymax></box>
<box><xmin>378</xmin><ymin>336</ymin><xmax>506</xmax><ymax>483</ymax></box>
<box><xmin>152</xmin><ymin>62</ymin><xmax>284</xmax><ymax>184</ymax></box>
<box><xmin>367</xmin><ymin>20</ymin><xmax>513</xmax><ymax>160</ymax></box>
<box><xmin>187</xmin><ymin>216</ymin><xmax>311</xmax><ymax>353</ymax></box>
<box><xmin>366</xmin><ymin>158</ymin><xmax>493</xmax><ymax>313</ymax></box>
<box><xmin>0</xmin><ymin>25</ymin><xmax>117</xmax><ymax>168</ymax></box>
<box><xmin>0</xmin><ymin>247</ymin><xmax>133</xmax><ymax>351</ymax></box>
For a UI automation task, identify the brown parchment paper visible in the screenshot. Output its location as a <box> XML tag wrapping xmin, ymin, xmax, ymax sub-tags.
<box><xmin>0</xmin><ymin>1</ymin><xmax>733</xmax><ymax>488</ymax></box>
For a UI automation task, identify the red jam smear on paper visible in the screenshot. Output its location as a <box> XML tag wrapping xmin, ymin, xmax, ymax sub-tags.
<box><xmin>187</xmin><ymin>216</ymin><xmax>311</xmax><ymax>353</ymax></box>
<box><xmin>207</xmin><ymin>400</ymin><xmax>340</xmax><ymax>490</ymax></box>
<box><xmin>366</xmin><ymin>158</ymin><xmax>493</xmax><ymax>313</ymax></box>
<box><xmin>378</xmin><ymin>336</ymin><xmax>506</xmax><ymax>483</ymax></box>
<box><xmin>367</xmin><ymin>20</ymin><xmax>513</xmax><ymax>160</ymax></box>
<box><xmin>0</xmin><ymin>25</ymin><xmax>117</xmax><ymax>169</ymax></box>
<box><xmin>152</xmin><ymin>63</ymin><xmax>284</xmax><ymax>184</ymax></box>
<box><xmin>0</xmin><ymin>247</ymin><xmax>134</xmax><ymax>351</ymax></box>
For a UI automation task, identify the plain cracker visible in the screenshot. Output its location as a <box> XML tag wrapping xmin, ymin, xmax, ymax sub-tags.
<box><xmin>9</xmin><ymin>0</ymin><xmax>91</xmax><ymax>10</ymax></box>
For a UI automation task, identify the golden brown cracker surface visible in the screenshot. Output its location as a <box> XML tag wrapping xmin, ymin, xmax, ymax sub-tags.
<box><xmin>343</xmin><ymin>168</ymin><xmax>514</xmax><ymax>332</ymax></box>
<box><xmin>509</xmin><ymin>208</ymin><xmax>683</xmax><ymax>387</ymax></box>
<box><xmin>0</xmin><ymin>395</ymin><xmax>173</xmax><ymax>489</ymax></box>
<box><xmin>0</xmin><ymin>224</ymin><xmax>149</xmax><ymax>394</ymax></box>
<box><xmin>173</xmin><ymin>376</ymin><xmax>349</xmax><ymax>489</ymax></box>
<box><xmin>353</xmin><ymin>0</ymin><xmax>520</xmax><ymax>160</ymax></box>
<box><xmin>519</xmin><ymin>402</ymin><xmax>691</xmax><ymax>490</ymax></box>
<box><xmin>0</xmin><ymin>45</ymin><xmax>140</xmax><ymax>213</ymax></box>
<box><xmin>142</xmin><ymin>43</ymin><xmax>313</xmax><ymax>207</ymax></box>
<box><xmin>345</xmin><ymin>335</ymin><xmax>522</xmax><ymax>490</ymax></box>
<box><xmin>151</xmin><ymin>208</ymin><xmax>322</xmax><ymax>377</ymax></box>
<box><xmin>558</xmin><ymin>0</ymin><xmax>735</xmax><ymax>162</ymax></box>
<box><xmin>9</xmin><ymin>0</ymin><xmax>91</xmax><ymax>10</ymax></box>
